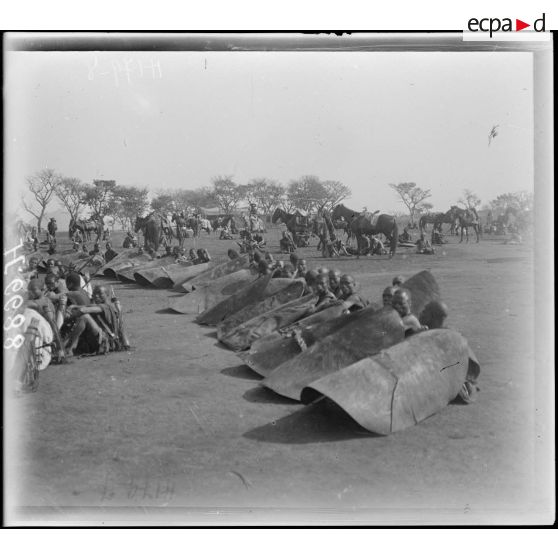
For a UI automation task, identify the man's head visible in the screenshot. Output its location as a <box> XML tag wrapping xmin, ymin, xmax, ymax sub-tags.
<box><xmin>317</xmin><ymin>266</ymin><xmax>329</xmax><ymax>276</ymax></box>
<box><xmin>340</xmin><ymin>274</ymin><xmax>356</xmax><ymax>297</ymax></box>
<box><xmin>392</xmin><ymin>288</ymin><xmax>412</xmax><ymax>317</ymax></box>
<box><xmin>392</xmin><ymin>275</ymin><xmax>404</xmax><ymax>288</ymax></box>
<box><xmin>297</xmin><ymin>259</ymin><xmax>307</xmax><ymax>274</ymax></box>
<box><xmin>289</xmin><ymin>253</ymin><xmax>299</xmax><ymax>267</ymax></box>
<box><xmin>65</xmin><ymin>272</ymin><xmax>81</xmax><ymax>291</ymax></box>
<box><xmin>382</xmin><ymin>286</ymin><xmax>396</xmax><ymax>307</ymax></box>
<box><xmin>172</xmin><ymin>246</ymin><xmax>180</xmax><ymax>256</ymax></box>
<box><xmin>419</xmin><ymin>301</ymin><xmax>449</xmax><ymax>329</ymax></box>
<box><xmin>264</xmin><ymin>252</ymin><xmax>274</xmax><ymax>264</ymax></box>
<box><xmin>227</xmin><ymin>248</ymin><xmax>240</xmax><ymax>260</ymax></box>
<box><xmin>281</xmin><ymin>263</ymin><xmax>295</xmax><ymax>278</ymax></box>
<box><xmin>92</xmin><ymin>285</ymin><xmax>108</xmax><ymax>304</ymax></box>
<box><xmin>315</xmin><ymin>273</ymin><xmax>330</xmax><ymax>295</ymax></box>
<box><xmin>28</xmin><ymin>256</ymin><xmax>39</xmax><ymax>270</ymax></box>
<box><xmin>46</xmin><ymin>258</ymin><xmax>56</xmax><ymax>269</ymax></box>
<box><xmin>328</xmin><ymin>269</ymin><xmax>342</xmax><ymax>291</ymax></box>
<box><xmin>44</xmin><ymin>273</ymin><xmax>58</xmax><ymax>291</ymax></box>
<box><xmin>304</xmin><ymin>270</ymin><xmax>319</xmax><ymax>292</ymax></box>
<box><xmin>27</xmin><ymin>278</ymin><xmax>43</xmax><ymax>300</ymax></box>
<box><xmin>258</xmin><ymin>260</ymin><xmax>272</xmax><ymax>276</ymax></box>
<box><xmin>106</xmin><ymin>242</ymin><xmax>113</xmax><ymax>250</ymax></box>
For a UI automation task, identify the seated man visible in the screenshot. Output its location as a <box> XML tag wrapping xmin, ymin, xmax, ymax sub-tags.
<box><xmin>25</xmin><ymin>278</ymin><xmax>65</xmax><ymax>362</ymax></box>
<box><xmin>399</xmin><ymin>226</ymin><xmax>411</xmax><ymax>243</ymax></box>
<box><xmin>332</xmin><ymin>238</ymin><xmax>351</xmax><ymax>256</ymax></box>
<box><xmin>419</xmin><ymin>300</ymin><xmax>449</xmax><ymax>330</ymax></box>
<box><xmin>328</xmin><ymin>269</ymin><xmax>343</xmax><ymax>298</ymax></box>
<box><xmin>44</xmin><ymin>273</ymin><xmax>68</xmax><ymax>329</ymax></box>
<box><xmin>303</xmin><ymin>269</ymin><xmax>319</xmax><ymax>295</ymax></box>
<box><xmin>45</xmin><ymin>258</ymin><xmax>61</xmax><ymax>279</ymax></box>
<box><xmin>279</xmin><ymin>230</ymin><xmax>296</xmax><ymax>253</ymax></box>
<box><xmin>64</xmin><ymin>285</ymin><xmax>122</xmax><ymax>356</ymax></box>
<box><xmin>392</xmin><ymin>275</ymin><xmax>404</xmax><ymax>288</ymax></box>
<box><xmin>416</xmin><ymin>235</ymin><xmax>435</xmax><ymax>255</ymax></box>
<box><xmin>382</xmin><ymin>286</ymin><xmax>396</xmax><ymax>307</ymax></box>
<box><xmin>220</xmin><ymin>227</ymin><xmax>233</xmax><ymax>240</ymax></box>
<box><xmin>294</xmin><ymin>259</ymin><xmax>308</xmax><ymax>279</ymax></box>
<box><xmin>392</xmin><ymin>288</ymin><xmax>428</xmax><ymax>336</ymax></box>
<box><xmin>431</xmin><ymin>228</ymin><xmax>446</xmax><ymax>245</ymax></box>
<box><xmin>306</xmin><ymin>273</ymin><xmax>337</xmax><ymax>315</ymax></box>
<box><xmin>104</xmin><ymin>241</ymin><xmax>118</xmax><ymax>263</ymax></box>
<box><xmin>280</xmin><ymin>263</ymin><xmax>296</xmax><ymax>278</ymax></box>
<box><xmin>196</xmin><ymin>248</ymin><xmax>211</xmax><ymax>263</ymax></box>
<box><xmin>122</xmin><ymin>231</ymin><xmax>138</xmax><ymax>248</ymax></box>
<box><xmin>24</xmin><ymin>256</ymin><xmax>40</xmax><ymax>281</ymax></box>
<box><xmin>370</xmin><ymin>236</ymin><xmax>387</xmax><ymax>255</ymax></box>
<box><xmin>257</xmin><ymin>260</ymin><xmax>272</xmax><ymax>276</ymax></box>
<box><xmin>339</xmin><ymin>274</ymin><xmax>369</xmax><ymax>313</ymax></box>
<box><xmin>227</xmin><ymin>248</ymin><xmax>240</xmax><ymax>260</ymax></box>
<box><xmin>65</xmin><ymin>272</ymin><xmax>91</xmax><ymax>306</ymax></box>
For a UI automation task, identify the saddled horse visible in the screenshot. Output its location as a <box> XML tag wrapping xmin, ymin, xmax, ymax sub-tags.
<box><xmin>331</xmin><ymin>204</ymin><xmax>399</xmax><ymax>257</ymax></box>
<box><xmin>69</xmin><ymin>218</ymin><xmax>102</xmax><ymax>242</ymax></box>
<box><xmin>271</xmin><ymin>207</ymin><xmax>312</xmax><ymax>247</ymax></box>
<box><xmin>449</xmin><ymin>206</ymin><xmax>480</xmax><ymax>243</ymax></box>
<box><xmin>134</xmin><ymin>213</ymin><xmax>161</xmax><ymax>251</ymax></box>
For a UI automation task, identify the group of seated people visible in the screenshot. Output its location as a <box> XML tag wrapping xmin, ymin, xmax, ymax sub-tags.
<box><xmin>171</xmin><ymin>246</ymin><xmax>212</xmax><ymax>264</ymax></box>
<box><xmin>22</xmin><ymin>253</ymin><xmax>130</xmax><ymax>363</ymax></box>
<box><xmin>234</xmin><ymin>245</ymin><xmax>449</xmax><ymax>338</ymax></box>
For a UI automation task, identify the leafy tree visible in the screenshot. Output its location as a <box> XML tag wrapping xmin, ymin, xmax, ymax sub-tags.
<box><xmin>287</xmin><ymin>175</ymin><xmax>328</xmax><ymax>213</ymax></box>
<box><xmin>489</xmin><ymin>191</ymin><xmax>533</xmax><ymax>213</ymax></box>
<box><xmin>388</xmin><ymin>182</ymin><xmax>432</xmax><ymax>225</ymax></box>
<box><xmin>246</xmin><ymin>178</ymin><xmax>286</xmax><ymax>216</ymax></box>
<box><xmin>22</xmin><ymin>168</ymin><xmax>62</xmax><ymax>232</ymax></box>
<box><xmin>55</xmin><ymin>176</ymin><xmax>87</xmax><ymax>222</ymax></box>
<box><xmin>114</xmin><ymin>186</ymin><xmax>150</xmax><ymax>230</ymax></box>
<box><xmin>458</xmin><ymin>189</ymin><xmax>482</xmax><ymax>211</ymax></box>
<box><xmin>321</xmin><ymin>180</ymin><xmax>352</xmax><ymax>211</ymax></box>
<box><xmin>211</xmin><ymin>175</ymin><xmax>246</xmax><ymax>213</ymax></box>
<box><xmin>151</xmin><ymin>193</ymin><xmax>176</xmax><ymax>214</ymax></box>
<box><xmin>83</xmin><ymin>179</ymin><xmax>118</xmax><ymax>219</ymax></box>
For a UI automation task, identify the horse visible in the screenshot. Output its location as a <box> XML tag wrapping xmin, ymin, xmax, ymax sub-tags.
<box><xmin>449</xmin><ymin>206</ymin><xmax>480</xmax><ymax>243</ymax></box>
<box><xmin>331</xmin><ymin>204</ymin><xmax>399</xmax><ymax>257</ymax></box>
<box><xmin>418</xmin><ymin>211</ymin><xmax>457</xmax><ymax>236</ymax></box>
<box><xmin>69</xmin><ymin>218</ymin><xmax>102</xmax><ymax>242</ymax></box>
<box><xmin>271</xmin><ymin>208</ymin><xmax>312</xmax><ymax>247</ymax></box>
<box><xmin>134</xmin><ymin>213</ymin><xmax>161</xmax><ymax>252</ymax></box>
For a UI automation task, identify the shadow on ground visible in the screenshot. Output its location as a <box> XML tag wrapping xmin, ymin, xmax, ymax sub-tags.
<box><xmin>243</xmin><ymin>398</ymin><xmax>377</xmax><ymax>444</ymax></box>
<box><xmin>243</xmin><ymin>385</ymin><xmax>300</xmax><ymax>405</ymax></box>
<box><xmin>220</xmin><ymin>365</ymin><xmax>261</xmax><ymax>380</ymax></box>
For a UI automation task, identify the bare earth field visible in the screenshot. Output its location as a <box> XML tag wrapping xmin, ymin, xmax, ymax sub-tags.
<box><xmin>6</xmin><ymin>227</ymin><xmax>551</xmax><ymax>525</ymax></box>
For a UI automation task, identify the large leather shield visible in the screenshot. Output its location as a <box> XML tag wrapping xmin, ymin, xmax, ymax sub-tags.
<box><xmin>195</xmin><ymin>277</ymin><xmax>294</xmax><ymax>326</ymax></box>
<box><xmin>116</xmin><ymin>256</ymin><xmax>175</xmax><ymax>282</ymax></box>
<box><xmin>262</xmin><ymin>307</ymin><xmax>406</xmax><ymax>401</ymax></box>
<box><xmin>134</xmin><ymin>262</ymin><xmax>209</xmax><ymax>288</ymax></box>
<box><xmin>240</xmin><ymin>270</ymin><xmax>438</xmax><ymax>380</ymax></box>
<box><xmin>168</xmin><ymin>269</ymin><xmax>256</xmax><ymax>314</ymax></box>
<box><xmin>300</xmin><ymin>329</ymin><xmax>479</xmax><ymax>435</ymax></box>
<box><xmin>100</xmin><ymin>252</ymin><xmax>153</xmax><ymax>278</ymax></box>
<box><xmin>217</xmin><ymin>286</ymin><xmax>312</xmax><ymax>351</ymax></box>
<box><xmin>237</xmin><ymin>303</ymin><xmax>360</xmax><ymax>377</ymax></box>
<box><xmin>216</xmin><ymin>280</ymin><xmax>306</xmax><ymax>342</ymax></box>
<box><xmin>95</xmin><ymin>249</ymin><xmax>138</xmax><ymax>276</ymax></box>
<box><xmin>178</xmin><ymin>255</ymin><xmax>250</xmax><ymax>293</ymax></box>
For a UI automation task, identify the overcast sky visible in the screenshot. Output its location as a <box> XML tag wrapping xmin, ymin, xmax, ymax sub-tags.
<box><xmin>5</xmin><ymin>49</ymin><xmax>533</xmax><ymax>226</ymax></box>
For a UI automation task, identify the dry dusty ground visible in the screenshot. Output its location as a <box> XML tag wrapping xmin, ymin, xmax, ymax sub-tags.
<box><xmin>5</xmin><ymin>228</ymin><xmax>552</xmax><ymax>525</ymax></box>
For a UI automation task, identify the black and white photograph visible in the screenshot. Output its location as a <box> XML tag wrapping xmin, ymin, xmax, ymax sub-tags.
<box><xmin>3</xmin><ymin>32</ymin><xmax>554</xmax><ymax>526</ymax></box>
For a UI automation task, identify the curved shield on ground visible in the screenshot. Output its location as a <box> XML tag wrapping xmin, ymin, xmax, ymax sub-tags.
<box><xmin>300</xmin><ymin>329</ymin><xmax>479</xmax><ymax>435</ymax></box>
<box><xmin>134</xmin><ymin>262</ymin><xmax>209</xmax><ymax>288</ymax></box>
<box><xmin>216</xmin><ymin>280</ymin><xmax>306</xmax><ymax>342</ymax></box>
<box><xmin>237</xmin><ymin>303</ymin><xmax>360</xmax><ymax>377</ymax></box>
<box><xmin>116</xmin><ymin>256</ymin><xmax>175</xmax><ymax>282</ymax></box>
<box><xmin>94</xmin><ymin>249</ymin><xmax>137</xmax><ymax>276</ymax></box>
<box><xmin>168</xmin><ymin>269</ymin><xmax>256</xmax><ymax>314</ymax></box>
<box><xmin>262</xmin><ymin>307</ymin><xmax>406</xmax><ymax>401</ymax></box>
<box><xmin>99</xmin><ymin>251</ymin><xmax>152</xmax><ymax>278</ymax></box>
<box><xmin>178</xmin><ymin>255</ymin><xmax>250</xmax><ymax>293</ymax></box>
<box><xmin>402</xmin><ymin>269</ymin><xmax>440</xmax><ymax>316</ymax></box>
<box><xmin>195</xmin><ymin>277</ymin><xmax>294</xmax><ymax>326</ymax></box>
<box><xmin>217</xmin><ymin>287</ymin><xmax>313</xmax><ymax>351</ymax></box>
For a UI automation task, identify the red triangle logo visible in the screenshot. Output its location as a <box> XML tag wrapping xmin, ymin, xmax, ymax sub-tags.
<box><xmin>516</xmin><ymin>19</ymin><xmax>530</xmax><ymax>31</ymax></box>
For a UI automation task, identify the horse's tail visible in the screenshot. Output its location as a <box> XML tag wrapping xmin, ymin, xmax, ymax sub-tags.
<box><xmin>390</xmin><ymin>219</ymin><xmax>399</xmax><ymax>255</ymax></box>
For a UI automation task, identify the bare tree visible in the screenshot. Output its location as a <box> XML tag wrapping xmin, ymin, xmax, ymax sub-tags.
<box><xmin>55</xmin><ymin>176</ymin><xmax>87</xmax><ymax>222</ymax></box>
<box><xmin>113</xmin><ymin>186</ymin><xmax>150</xmax><ymax>230</ymax></box>
<box><xmin>458</xmin><ymin>189</ymin><xmax>482</xmax><ymax>211</ymax></box>
<box><xmin>388</xmin><ymin>182</ymin><xmax>432</xmax><ymax>225</ymax></box>
<box><xmin>211</xmin><ymin>175</ymin><xmax>246</xmax><ymax>213</ymax></box>
<box><xmin>246</xmin><ymin>178</ymin><xmax>286</xmax><ymax>216</ymax></box>
<box><xmin>22</xmin><ymin>168</ymin><xmax>62</xmax><ymax>232</ymax></box>
<box><xmin>82</xmin><ymin>180</ymin><xmax>117</xmax><ymax>219</ymax></box>
<box><xmin>287</xmin><ymin>175</ymin><xmax>328</xmax><ymax>213</ymax></box>
<box><xmin>322</xmin><ymin>180</ymin><xmax>352</xmax><ymax>211</ymax></box>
